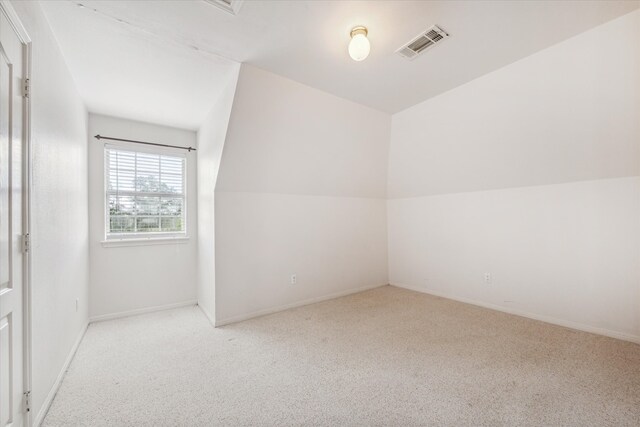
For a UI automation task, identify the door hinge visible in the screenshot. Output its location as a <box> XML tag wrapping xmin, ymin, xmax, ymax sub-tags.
<box><xmin>22</xmin><ymin>78</ymin><xmax>30</xmax><ymax>98</ymax></box>
<box><xmin>22</xmin><ymin>233</ymin><xmax>30</xmax><ymax>253</ymax></box>
<box><xmin>23</xmin><ymin>390</ymin><xmax>31</xmax><ymax>413</ymax></box>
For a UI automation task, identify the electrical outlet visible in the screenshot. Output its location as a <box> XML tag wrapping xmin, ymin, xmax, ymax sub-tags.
<box><xmin>290</xmin><ymin>274</ymin><xmax>297</xmax><ymax>285</ymax></box>
<box><xmin>484</xmin><ymin>273</ymin><xmax>492</xmax><ymax>284</ymax></box>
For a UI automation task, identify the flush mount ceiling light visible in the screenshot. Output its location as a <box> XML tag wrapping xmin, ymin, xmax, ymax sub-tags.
<box><xmin>348</xmin><ymin>26</ymin><xmax>370</xmax><ymax>61</ymax></box>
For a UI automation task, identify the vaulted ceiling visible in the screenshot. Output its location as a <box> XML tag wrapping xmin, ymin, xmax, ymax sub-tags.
<box><xmin>41</xmin><ymin>0</ymin><xmax>639</xmax><ymax>129</ymax></box>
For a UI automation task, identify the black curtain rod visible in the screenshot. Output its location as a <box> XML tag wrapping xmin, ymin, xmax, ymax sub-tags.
<box><xmin>94</xmin><ymin>134</ymin><xmax>196</xmax><ymax>152</ymax></box>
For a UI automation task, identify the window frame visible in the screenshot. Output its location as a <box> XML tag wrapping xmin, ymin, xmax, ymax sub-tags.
<box><xmin>103</xmin><ymin>141</ymin><xmax>189</xmax><ymax>243</ymax></box>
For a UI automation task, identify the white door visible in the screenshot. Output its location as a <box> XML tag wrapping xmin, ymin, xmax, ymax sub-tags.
<box><xmin>0</xmin><ymin>7</ymin><xmax>25</xmax><ymax>427</ymax></box>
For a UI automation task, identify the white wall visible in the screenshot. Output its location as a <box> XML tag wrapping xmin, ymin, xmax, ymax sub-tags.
<box><xmin>196</xmin><ymin>67</ymin><xmax>239</xmax><ymax>323</ymax></box>
<box><xmin>88</xmin><ymin>114</ymin><xmax>198</xmax><ymax>319</ymax></box>
<box><xmin>387</xmin><ymin>11</ymin><xmax>640</xmax><ymax>342</ymax></box>
<box><xmin>215</xmin><ymin>66</ymin><xmax>390</xmax><ymax>198</ymax></box>
<box><xmin>215</xmin><ymin>192</ymin><xmax>388</xmax><ymax>324</ymax></box>
<box><xmin>12</xmin><ymin>1</ymin><xmax>89</xmax><ymax>423</ymax></box>
<box><xmin>214</xmin><ymin>65</ymin><xmax>390</xmax><ymax>324</ymax></box>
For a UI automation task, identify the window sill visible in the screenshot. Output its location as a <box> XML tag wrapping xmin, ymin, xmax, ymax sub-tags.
<box><xmin>101</xmin><ymin>236</ymin><xmax>190</xmax><ymax>248</ymax></box>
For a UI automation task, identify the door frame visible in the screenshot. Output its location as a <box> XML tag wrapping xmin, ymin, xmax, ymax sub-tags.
<box><xmin>0</xmin><ymin>1</ymin><xmax>31</xmax><ymax>425</ymax></box>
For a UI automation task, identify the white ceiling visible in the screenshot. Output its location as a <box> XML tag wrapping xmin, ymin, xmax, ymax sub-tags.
<box><xmin>42</xmin><ymin>0</ymin><xmax>639</xmax><ymax>129</ymax></box>
<box><xmin>40</xmin><ymin>0</ymin><xmax>239</xmax><ymax>130</ymax></box>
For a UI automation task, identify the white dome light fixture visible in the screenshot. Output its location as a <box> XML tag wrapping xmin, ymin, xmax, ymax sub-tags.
<box><xmin>348</xmin><ymin>26</ymin><xmax>370</xmax><ymax>61</ymax></box>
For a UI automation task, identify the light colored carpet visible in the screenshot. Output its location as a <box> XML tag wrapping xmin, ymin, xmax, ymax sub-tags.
<box><xmin>43</xmin><ymin>286</ymin><xmax>640</xmax><ymax>426</ymax></box>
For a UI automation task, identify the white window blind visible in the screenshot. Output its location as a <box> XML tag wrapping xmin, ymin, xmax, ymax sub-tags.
<box><xmin>105</xmin><ymin>145</ymin><xmax>186</xmax><ymax>238</ymax></box>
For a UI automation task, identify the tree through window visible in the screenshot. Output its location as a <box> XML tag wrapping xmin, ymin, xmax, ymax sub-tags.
<box><xmin>105</xmin><ymin>145</ymin><xmax>186</xmax><ymax>238</ymax></box>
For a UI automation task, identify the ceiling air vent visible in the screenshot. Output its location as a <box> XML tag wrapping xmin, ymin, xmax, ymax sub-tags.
<box><xmin>203</xmin><ymin>0</ymin><xmax>244</xmax><ymax>15</ymax></box>
<box><xmin>396</xmin><ymin>25</ymin><xmax>449</xmax><ymax>60</ymax></box>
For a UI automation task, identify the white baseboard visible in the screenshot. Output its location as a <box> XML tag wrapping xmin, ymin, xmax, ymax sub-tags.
<box><xmin>89</xmin><ymin>300</ymin><xmax>198</xmax><ymax>323</ymax></box>
<box><xmin>198</xmin><ymin>303</ymin><xmax>215</xmax><ymax>327</ymax></box>
<box><xmin>392</xmin><ymin>283</ymin><xmax>640</xmax><ymax>345</ymax></box>
<box><xmin>215</xmin><ymin>283</ymin><xmax>387</xmax><ymax>327</ymax></box>
<box><xmin>34</xmin><ymin>321</ymin><xmax>88</xmax><ymax>427</ymax></box>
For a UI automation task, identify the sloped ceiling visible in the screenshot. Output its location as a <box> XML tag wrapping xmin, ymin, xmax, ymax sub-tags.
<box><xmin>41</xmin><ymin>0</ymin><xmax>639</xmax><ymax>129</ymax></box>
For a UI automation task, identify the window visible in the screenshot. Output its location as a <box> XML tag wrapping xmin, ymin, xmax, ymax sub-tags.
<box><xmin>105</xmin><ymin>144</ymin><xmax>186</xmax><ymax>240</ymax></box>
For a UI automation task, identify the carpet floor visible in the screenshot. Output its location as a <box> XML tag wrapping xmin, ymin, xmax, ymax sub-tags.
<box><xmin>43</xmin><ymin>286</ymin><xmax>640</xmax><ymax>426</ymax></box>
